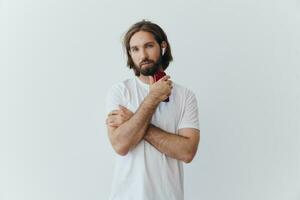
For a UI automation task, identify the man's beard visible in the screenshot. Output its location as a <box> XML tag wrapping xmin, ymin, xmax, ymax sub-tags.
<box><xmin>134</xmin><ymin>55</ymin><xmax>163</xmax><ymax>76</ymax></box>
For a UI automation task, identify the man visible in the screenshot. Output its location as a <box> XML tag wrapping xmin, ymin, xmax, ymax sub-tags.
<box><xmin>105</xmin><ymin>20</ymin><xmax>200</xmax><ymax>200</ymax></box>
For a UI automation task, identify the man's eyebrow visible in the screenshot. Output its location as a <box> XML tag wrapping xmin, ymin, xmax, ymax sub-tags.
<box><xmin>130</xmin><ymin>45</ymin><xmax>137</xmax><ymax>49</ymax></box>
<box><xmin>144</xmin><ymin>41</ymin><xmax>155</xmax><ymax>45</ymax></box>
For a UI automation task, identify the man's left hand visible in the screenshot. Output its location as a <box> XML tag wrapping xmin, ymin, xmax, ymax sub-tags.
<box><xmin>106</xmin><ymin>105</ymin><xmax>134</xmax><ymax>128</ymax></box>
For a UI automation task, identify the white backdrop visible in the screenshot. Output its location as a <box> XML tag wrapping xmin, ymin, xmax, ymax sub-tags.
<box><xmin>1</xmin><ymin>0</ymin><xmax>300</xmax><ymax>200</ymax></box>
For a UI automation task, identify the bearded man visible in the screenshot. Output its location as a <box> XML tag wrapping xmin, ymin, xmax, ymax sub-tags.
<box><xmin>105</xmin><ymin>20</ymin><xmax>200</xmax><ymax>200</ymax></box>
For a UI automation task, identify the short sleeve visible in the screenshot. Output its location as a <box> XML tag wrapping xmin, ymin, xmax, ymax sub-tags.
<box><xmin>177</xmin><ymin>90</ymin><xmax>200</xmax><ymax>130</ymax></box>
<box><xmin>105</xmin><ymin>83</ymin><xmax>127</xmax><ymax>116</ymax></box>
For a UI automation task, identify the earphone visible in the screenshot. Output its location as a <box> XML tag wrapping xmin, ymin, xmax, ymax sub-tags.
<box><xmin>162</xmin><ymin>48</ymin><xmax>166</xmax><ymax>55</ymax></box>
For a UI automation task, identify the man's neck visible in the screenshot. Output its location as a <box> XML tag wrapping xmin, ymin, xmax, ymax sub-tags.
<box><xmin>137</xmin><ymin>67</ymin><xmax>163</xmax><ymax>85</ymax></box>
<box><xmin>138</xmin><ymin>74</ymin><xmax>151</xmax><ymax>84</ymax></box>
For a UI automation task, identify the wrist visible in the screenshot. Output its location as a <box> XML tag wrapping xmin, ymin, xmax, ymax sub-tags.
<box><xmin>144</xmin><ymin>131</ymin><xmax>150</xmax><ymax>140</ymax></box>
<box><xmin>144</xmin><ymin>124</ymin><xmax>154</xmax><ymax>140</ymax></box>
<box><xmin>144</xmin><ymin>94</ymin><xmax>160</xmax><ymax>107</ymax></box>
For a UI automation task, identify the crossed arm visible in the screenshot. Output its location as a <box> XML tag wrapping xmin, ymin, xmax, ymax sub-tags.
<box><xmin>106</xmin><ymin>95</ymin><xmax>158</xmax><ymax>156</ymax></box>
<box><xmin>106</xmin><ymin>99</ymin><xmax>200</xmax><ymax>163</ymax></box>
<box><xmin>144</xmin><ymin>124</ymin><xmax>200</xmax><ymax>163</ymax></box>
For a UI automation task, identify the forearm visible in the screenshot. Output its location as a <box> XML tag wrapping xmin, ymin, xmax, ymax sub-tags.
<box><xmin>111</xmin><ymin>96</ymin><xmax>159</xmax><ymax>154</ymax></box>
<box><xmin>144</xmin><ymin>125</ymin><xmax>195</xmax><ymax>163</ymax></box>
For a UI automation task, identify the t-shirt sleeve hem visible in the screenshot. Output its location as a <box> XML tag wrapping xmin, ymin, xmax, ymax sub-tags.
<box><xmin>178</xmin><ymin>124</ymin><xmax>200</xmax><ymax>130</ymax></box>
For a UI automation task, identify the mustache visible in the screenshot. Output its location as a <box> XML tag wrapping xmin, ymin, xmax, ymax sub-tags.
<box><xmin>139</xmin><ymin>59</ymin><xmax>154</xmax><ymax>66</ymax></box>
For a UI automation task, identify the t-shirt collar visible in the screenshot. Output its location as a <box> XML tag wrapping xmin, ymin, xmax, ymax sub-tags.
<box><xmin>135</xmin><ymin>76</ymin><xmax>150</xmax><ymax>90</ymax></box>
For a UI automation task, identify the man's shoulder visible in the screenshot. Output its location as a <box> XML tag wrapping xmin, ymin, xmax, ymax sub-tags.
<box><xmin>109</xmin><ymin>77</ymin><xmax>135</xmax><ymax>91</ymax></box>
<box><xmin>173</xmin><ymin>82</ymin><xmax>196</xmax><ymax>97</ymax></box>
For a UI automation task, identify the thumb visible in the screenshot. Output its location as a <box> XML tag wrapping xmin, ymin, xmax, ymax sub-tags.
<box><xmin>149</xmin><ymin>76</ymin><xmax>155</xmax><ymax>85</ymax></box>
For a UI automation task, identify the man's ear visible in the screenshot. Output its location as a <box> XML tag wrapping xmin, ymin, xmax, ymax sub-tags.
<box><xmin>161</xmin><ymin>41</ymin><xmax>167</xmax><ymax>55</ymax></box>
<box><xmin>161</xmin><ymin>41</ymin><xmax>167</xmax><ymax>50</ymax></box>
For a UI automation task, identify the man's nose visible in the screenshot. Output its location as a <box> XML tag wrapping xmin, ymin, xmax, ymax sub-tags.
<box><xmin>140</xmin><ymin>48</ymin><xmax>148</xmax><ymax>60</ymax></box>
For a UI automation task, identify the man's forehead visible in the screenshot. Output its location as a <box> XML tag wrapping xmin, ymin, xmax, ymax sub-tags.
<box><xmin>129</xmin><ymin>31</ymin><xmax>157</xmax><ymax>47</ymax></box>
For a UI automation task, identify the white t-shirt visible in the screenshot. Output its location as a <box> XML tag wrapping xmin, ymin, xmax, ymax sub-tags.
<box><xmin>105</xmin><ymin>76</ymin><xmax>200</xmax><ymax>200</ymax></box>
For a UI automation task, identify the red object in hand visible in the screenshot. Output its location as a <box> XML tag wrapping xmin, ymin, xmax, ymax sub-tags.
<box><xmin>153</xmin><ymin>69</ymin><xmax>169</xmax><ymax>102</ymax></box>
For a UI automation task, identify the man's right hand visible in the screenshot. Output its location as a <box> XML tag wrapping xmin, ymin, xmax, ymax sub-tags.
<box><xmin>148</xmin><ymin>75</ymin><xmax>173</xmax><ymax>104</ymax></box>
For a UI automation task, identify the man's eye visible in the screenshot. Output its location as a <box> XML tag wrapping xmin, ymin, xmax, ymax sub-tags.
<box><xmin>146</xmin><ymin>44</ymin><xmax>153</xmax><ymax>48</ymax></box>
<box><xmin>131</xmin><ymin>48</ymin><xmax>138</xmax><ymax>52</ymax></box>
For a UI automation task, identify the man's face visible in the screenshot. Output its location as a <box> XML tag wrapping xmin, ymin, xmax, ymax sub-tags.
<box><xmin>129</xmin><ymin>31</ymin><xmax>162</xmax><ymax>76</ymax></box>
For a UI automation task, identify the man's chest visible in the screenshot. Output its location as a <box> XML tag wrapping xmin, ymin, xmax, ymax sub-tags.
<box><xmin>125</xmin><ymin>87</ymin><xmax>183</xmax><ymax>133</ymax></box>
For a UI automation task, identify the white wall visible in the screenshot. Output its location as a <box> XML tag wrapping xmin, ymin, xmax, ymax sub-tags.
<box><xmin>1</xmin><ymin>0</ymin><xmax>299</xmax><ymax>199</ymax></box>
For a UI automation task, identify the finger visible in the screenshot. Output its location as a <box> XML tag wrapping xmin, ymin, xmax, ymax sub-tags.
<box><xmin>109</xmin><ymin>121</ymin><xmax>118</xmax><ymax>126</ymax></box>
<box><xmin>118</xmin><ymin>105</ymin><xmax>128</xmax><ymax>111</ymax></box>
<box><xmin>108</xmin><ymin>110</ymin><xmax>119</xmax><ymax>116</ymax></box>
<box><xmin>108</xmin><ymin>122</ymin><xmax>119</xmax><ymax>128</ymax></box>
<box><xmin>106</xmin><ymin>117</ymin><xmax>112</xmax><ymax>124</ymax></box>
<box><xmin>107</xmin><ymin>115</ymin><xmax>119</xmax><ymax>124</ymax></box>
<box><xmin>149</xmin><ymin>76</ymin><xmax>155</xmax><ymax>84</ymax></box>
<box><xmin>161</xmin><ymin>75</ymin><xmax>171</xmax><ymax>81</ymax></box>
<box><xmin>167</xmin><ymin>80</ymin><xmax>173</xmax><ymax>86</ymax></box>
<box><xmin>112</xmin><ymin>118</ymin><xmax>124</xmax><ymax>126</ymax></box>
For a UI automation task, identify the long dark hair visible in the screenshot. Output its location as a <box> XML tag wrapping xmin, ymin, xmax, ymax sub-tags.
<box><xmin>123</xmin><ymin>20</ymin><xmax>173</xmax><ymax>76</ymax></box>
